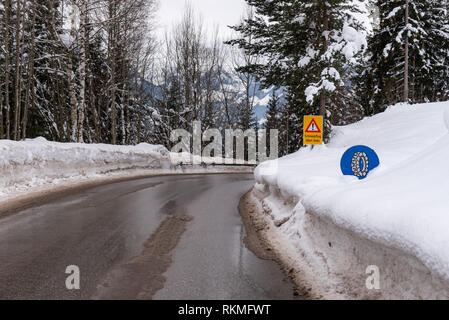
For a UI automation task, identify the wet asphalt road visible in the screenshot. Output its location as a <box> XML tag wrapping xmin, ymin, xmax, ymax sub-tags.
<box><xmin>0</xmin><ymin>174</ymin><xmax>296</xmax><ymax>300</ymax></box>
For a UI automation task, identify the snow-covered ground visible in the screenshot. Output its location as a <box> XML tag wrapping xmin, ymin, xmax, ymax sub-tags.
<box><xmin>253</xmin><ymin>101</ymin><xmax>449</xmax><ymax>299</ymax></box>
<box><xmin>0</xmin><ymin>137</ymin><xmax>171</xmax><ymax>197</ymax></box>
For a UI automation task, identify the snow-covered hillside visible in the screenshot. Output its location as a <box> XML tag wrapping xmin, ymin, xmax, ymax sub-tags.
<box><xmin>253</xmin><ymin>101</ymin><xmax>449</xmax><ymax>299</ymax></box>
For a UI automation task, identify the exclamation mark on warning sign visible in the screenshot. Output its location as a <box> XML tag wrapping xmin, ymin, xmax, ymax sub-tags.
<box><xmin>305</xmin><ymin>119</ymin><xmax>321</xmax><ymax>133</ymax></box>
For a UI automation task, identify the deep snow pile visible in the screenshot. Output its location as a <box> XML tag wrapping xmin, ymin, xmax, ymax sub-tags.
<box><xmin>0</xmin><ymin>137</ymin><xmax>171</xmax><ymax>196</ymax></box>
<box><xmin>255</xmin><ymin>101</ymin><xmax>449</xmax><ymax>297</ymax></box>
<box><xmin>0</xmin><ymin>138</ymin><xmax>253</xmax><ymax>203</ymax></box>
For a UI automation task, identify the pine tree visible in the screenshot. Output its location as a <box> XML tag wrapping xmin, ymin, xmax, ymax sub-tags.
<box><xmin>264</xmin><ymin>88</ymin><xmax>287</xmax><ymax>155</ymax></box>
<box><xmin>152</xmin><ymin>75</ymin><xmax>186</xmax><ymax>148</ymax></box>
<box><xmin>27</xmin><ymin>0</ymin><xmax>67</xmax><ymax>140</ymax></box>
<box><xmin>236</xmin><ymin>97</ymin><xmax>257</xmax><ymax>131</ymax></box>
<box><xmin>365</xmin><ymin>0</ymin><xmax>449</xmax><ymax>111</ymax></box>
<box><xmin>265</xmin><ymin>89</ymin><xmax>280</xmax><ymax>132</ymax></box>
<box><xmin>420</xmin><ymin>0</ymin><xmax>449</xmax><ymax>102</ymax></box>
<box><xmin>87</xmin><ymin>31</ymin><xmax>108</xmax><ymax>143</ymax></box>
<box><xmin>228</xmin><ymin>0</ymin><xmax>367</xmax><ymax>152</ymax></box>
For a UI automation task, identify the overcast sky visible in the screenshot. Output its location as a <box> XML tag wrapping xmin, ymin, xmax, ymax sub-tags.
<box><xmin>156</xmin><ymin>0</ymin><xmax>247</xmax><ymax>40</ymax></box>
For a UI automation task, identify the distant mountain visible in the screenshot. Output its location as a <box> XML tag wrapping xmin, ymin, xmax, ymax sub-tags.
<box><xmin>133</xmin><ymin>70</ymin><xmax>285</xmax><ymax>123</ymax></box>
<box><xmin>218</xmin><ymin>70</ymin><xmax>286</xmax><ymax>122</ymax></box>
<box><xmin>251</xmin><ymin>84</ymin><xmax>285</xmax><ymax>122</ymax></box>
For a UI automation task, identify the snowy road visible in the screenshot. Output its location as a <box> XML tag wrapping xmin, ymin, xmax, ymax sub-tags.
<box><xmin>0</xmin><ymin>174</ymin><xmax>296</xmax><ymax>300</ymax></box>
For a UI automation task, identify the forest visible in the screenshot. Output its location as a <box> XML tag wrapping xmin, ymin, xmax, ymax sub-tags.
<box><xmin>0</xmin><ymin>0</ymin><xmax>448</xmax><ymax>156</ymax></box>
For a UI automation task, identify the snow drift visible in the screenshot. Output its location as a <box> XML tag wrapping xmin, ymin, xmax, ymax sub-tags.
<box><xmin>253</xmin><ymin>101</ymin><xmax>449</xmax><ymax>299</ymax></box>
<box><xmin>0</xmin><ymin>137</ymin><xmax>171</xmax><ymax>196</ymax></box>
<box><xmin>0</xmin><ymin>138</ymin><xmax>253</xmax><ymax>210</ymax></box>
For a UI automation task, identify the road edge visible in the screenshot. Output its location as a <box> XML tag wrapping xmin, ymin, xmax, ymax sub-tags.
<box><xmin>0</xmin><ymin>166</ymin><xmax>253</xmax><ymax>219</ymax></box>
<box><xmin>238</xmin><ymin>189</ymin><xmax>317</xmax><ymax>299</ymax></box>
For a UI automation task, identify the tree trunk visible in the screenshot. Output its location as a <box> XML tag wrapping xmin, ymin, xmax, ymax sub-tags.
<box><xmin>134</xmin><ymin>73</ymin><xmax>141</xmax><ymax>144</ymax></box>
<box><xmin>404</xmin><ymin>0</ymin><xmax>410</xmax><ymax>103</ymax></box>
<box><xmin>48</xmin><ymin>0</ymin><xmax>64</xmax><ymax>141</ymax></box>
<box><xmin>125</xmin><ymin>79</ymin><xmax>131</xmax><ymax>145</ymax></box>
<box><xmin>0</xmin><ymin>87</ymin><xmax>3</xmax><ymax>139</ymax></box>
<box><xmin>286</xmin><ymin>108</ymin><xmax>289</xmax><ymax>152</ymax></box>
<box><xmin>78</xmin><ymin>0</ymin><xmax>88</xmax><ymax>143</ymax></box>
<box><xmin>96</xmin><ymin>94</ymin><xmax>102</xmax><ymax>142</ymax></box>
<box><xmin>4</xmin><ymin>0</ymin><xmax>11</xmax><ymax>140</ymax></box>
<box><xmin>110</xmin><ymin>49</ymin><xmax>117</xmax><ymax>145</ymax></box>
<box><xmin>69</xmin><ymin>3</ymin><xmax>77</xmax><ymax>142</ymax></box>
<box><xmin>320</xmin><ymin>0</ymin><xmax>328</xmax><ymax>118</ymax></box>
<box><xmin>120</xmin><ymin>52</ymin><xmax>127</xmax><ymax>145</ymax></box>
<box><xmin>218</xmin><ymin>70</ymin><xmax>231</xmax><ymax>127</ymax></box>
<box><xmin>411</xmin><ymin>56</ymin><xmax>416</xmax><ymax>103</ymax></box>
<box><xmin>90</xmin><ymin>73</ymin><xmax>99</xmax><ymax>143</ymax></box>
<box><xmin>68</xmin><ymin>51</ymin><xmax>78</xmax><ymax>142</ymax></box>
<box><xmin>320</xmin><ymin>94</ymin><xmax>326</xmax><ymax>117</ymax></box>
<box><xmin>14</xmin><ymin>0</ymin><xmax>24</xmax><ymax>140</ymax></box>
<box><xmin>108</xmin><ymin>2</ymin><xmax>118</xmax><ymax>145</ymax></box>
<box><xmin>22</xmin><ymin>0</ymin><xmax>37</xmax><ymax>140</ymax></box>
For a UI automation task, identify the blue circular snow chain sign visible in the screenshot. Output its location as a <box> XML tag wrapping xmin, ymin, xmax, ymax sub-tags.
<box><xmin>340</xmin><ymin>146</ymin><xmax>380</xmax><ymax>180</ymax></box>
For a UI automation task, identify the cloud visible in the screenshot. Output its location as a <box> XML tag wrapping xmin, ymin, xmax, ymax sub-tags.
<box><xmin>156</xmin><ymin>0</ymin><xmax>246</xmax><ymax>39</ymax></box>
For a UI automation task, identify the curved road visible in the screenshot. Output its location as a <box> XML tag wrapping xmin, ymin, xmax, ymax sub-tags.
<box><xmin>0</xmin><ymin>174</ymin><xmax>296</xmax><ymax>300</ymax></box>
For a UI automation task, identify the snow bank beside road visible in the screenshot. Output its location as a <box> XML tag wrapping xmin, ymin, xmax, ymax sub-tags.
<box><xmin>0</xmin><ymin>138</ymin><xmax>253</xmax><ymax>215</ymax></box>
<box><xmin>254</xmin><ymin>101</ymin><xmax>449</xmax><ymax>299</ymax></box>
<box><xmin>0</xmin><ymin>138</ymin><xmax>171</xmax><ymax>196</ymax></box>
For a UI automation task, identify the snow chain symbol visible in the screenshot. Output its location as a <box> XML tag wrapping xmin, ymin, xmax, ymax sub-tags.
<box><xmin>351</xmin><ymin>152</ymin><xmax>369</xmax><ymax>178</ymax></box>
<box><xmin>341</xmin><ymin>146</ymin><xmax>379</xmax><ymax>180</ymax></box>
